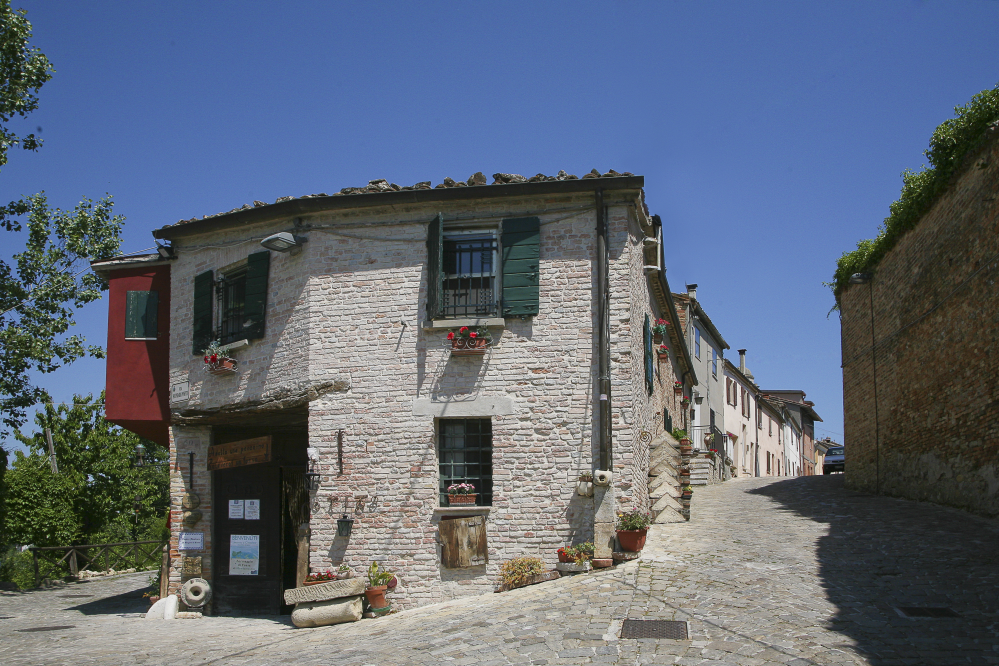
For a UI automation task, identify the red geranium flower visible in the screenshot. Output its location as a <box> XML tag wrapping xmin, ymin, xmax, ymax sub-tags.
<box><xmin>447</xmin><ymin>331</ymin><xmax>455</xmax><ymax>340</ymax></box>
<box><xmin>469</xmin><ymin>331</ymin><xmax>477</xmax><ymax>338</ymax></box>
<box><xmin>459</xmin><ymin>326</ymin><xmax>469</xmax><ymax>334</ymax></box>
<box><xmin>204</xmin><ymin>356</ymin><xmax>209</xmax><ymax>363</ymax></box>
<box><xmin>210</xmin><ymin>354</ymin><xmax>218</xmax><ymax>363</ymax></box>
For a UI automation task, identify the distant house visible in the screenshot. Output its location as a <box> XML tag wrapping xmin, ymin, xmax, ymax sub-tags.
<box><xmin>723</xmin><ymin>350</ymin><xmax>758</xmax><ymax>477</ymax></box>
<box><xmin>839</xmin><ymin>128</ymin><xmax>999</xmax><ymax>518</ymax></box>
<box><xmin>93</xmin><ymin>171</ymin><xmax>695</xmax><ymax>615</ymax></box>
<box><xmin>761</xmin><ymin>390</ymin><xmax>823</xmax><ymax>476</ymax></box>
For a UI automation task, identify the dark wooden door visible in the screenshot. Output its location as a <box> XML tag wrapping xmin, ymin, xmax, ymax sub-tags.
<box><xmin>213</xmin><ymin>463</ymin><xmax>282</xmax><ymax>615</ymax></box>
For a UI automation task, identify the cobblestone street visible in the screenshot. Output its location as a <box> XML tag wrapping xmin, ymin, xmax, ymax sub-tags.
<box><xmin>2</xmin><ymin>475</ymin><xmax>997</xmax><ymax>666</ymax></box>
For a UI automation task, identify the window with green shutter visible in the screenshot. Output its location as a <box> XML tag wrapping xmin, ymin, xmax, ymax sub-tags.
<box><xmin>500</xmin><ymin>217</ymin><xmax>539</xmax><ymax>317</ymax></box>
<box><xmin>192</xmin><ymin>270</ymin><xmax>214</xmax><ymax>354</ymax></box>
<box><xmin>125</xmin><ymin>290</ymin><xmax>158</xmax><ymax>340</ymax></box>
<box><xmin>644</xmin><ymin>313</ymin><xmax>653</xmax><ymax>396</ymax></box>
<box><xmin>191</xmin><ymin>250</ymin><xmax>270</xmax><ymax>354</ymax></box>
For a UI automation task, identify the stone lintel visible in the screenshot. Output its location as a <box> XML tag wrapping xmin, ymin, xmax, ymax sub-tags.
<box><xmin>283</xmin><ymin>577</ymin><xmax>366</xmax><ymax>605</ymax></box>
<box><xmin>412</xmin><ymin>396</ymin><xmax>516</xmax><ymax>417</ymax></box>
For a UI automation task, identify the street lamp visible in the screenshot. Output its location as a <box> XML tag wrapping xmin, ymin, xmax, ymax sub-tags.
<box><xmin>849</xmin><ymin>272</ymin><xmax>880</xmax><ymax>495</ymax></box>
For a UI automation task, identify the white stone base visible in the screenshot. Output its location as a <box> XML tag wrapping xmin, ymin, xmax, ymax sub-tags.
<box><xmin>291</xmin><ymin>595</ymin><xmax>363</xmax><ymax>628</ymax></box>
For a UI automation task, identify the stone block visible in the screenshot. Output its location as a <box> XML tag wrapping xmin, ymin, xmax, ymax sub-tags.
<box><xmin>283</xmin><ymin>577</ymin><xmax>366</xmax><ymax>605</ymax></box>
<box><xmin>591</xmin><ymin>559</ymin><xmax>613</xmax><ymax>568</ymax></box>
<box><xmin>145</xmin><ymin>594</ymin><xmax>178</xmax><ymax>620</ymax></box>
<box><xmin>291</xmin><ymin>595</ymin><xmax>363</xmax><ymax>628</ymax></box>
<box><xmin>556</xmin><ymin>561</ymin><xmax>592</xmax><ymax>574</ymax></box>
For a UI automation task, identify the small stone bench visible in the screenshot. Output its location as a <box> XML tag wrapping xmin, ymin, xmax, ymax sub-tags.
<box><xmin>285</xmin><ymin>578</ymin><xmax>365</xmax><ymax>628</ymax></box>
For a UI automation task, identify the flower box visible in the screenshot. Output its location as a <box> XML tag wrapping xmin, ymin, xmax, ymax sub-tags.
<box><xmin>448</xmin><ymin>493</ymin><xmax>477</xmax><ymax>506</ymax></box>
<box><xmin>206</xmin><ymin>357</ymin><xmax>237</xmax><ymax>376</ymax></box>
<box><xmin>450</xmin><ymin>337</ymin><xmax>488</xmax><ymax>355</ymax></box>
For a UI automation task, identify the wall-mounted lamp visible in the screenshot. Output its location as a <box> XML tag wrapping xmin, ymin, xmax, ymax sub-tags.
<box><xmin>336</xmin><ymin>515</ymin><xmax>354</xmax><ymax>538</ymax></box>
<box><xmin>304</xmin><ymin>449</ymin><xmax>321</xmax><ymax>492</ymax></box>
<box><xmin>849</xmin><ymin>273</ymin><xmax>872</xmax><ymax>284</ymax></box>
<box><xmin>260</xmin><ymin>232</ymin><xmax>307</xmax><ymax>254</ymax></box>
<box><xmin>155</xmin><ymin>242</ymin><xmax>175</xmax><ymax>260</ymax></box>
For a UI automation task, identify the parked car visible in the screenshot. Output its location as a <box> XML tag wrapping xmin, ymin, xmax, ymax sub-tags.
<box><xmin>823</xmin><ymin>446</ymin><xmax>844</xmax><ymax>474</ymax></box>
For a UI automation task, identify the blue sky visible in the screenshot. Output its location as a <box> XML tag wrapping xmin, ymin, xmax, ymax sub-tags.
<box><xmin>2</xmin><ymin>0</ymin><xmax>998</xmax><ymax>451</ymax></box>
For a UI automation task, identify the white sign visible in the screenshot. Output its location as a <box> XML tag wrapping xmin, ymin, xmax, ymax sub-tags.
<box><xmin>244</xmin><ymin>499</ymin><xmax>260</xmax><ymax>520</ymax></box>
<box><xmin>228</xmin><ymin>500</ymin><xmax>244</xmax><ymax>519</ymax></box>
<box><xmin>229</xmin><ymin>534</ymin><xmax>259</xmax><ymax>576</ymax></box>
<box><xmin>178</xmin><ymin>532</ymin><xmax>204</xmax><ymax>551</ymax></box>
<box><xmin>170</xmin><ymin>380</ymin><xmax>190</xmax><ymax>403</ymax></box>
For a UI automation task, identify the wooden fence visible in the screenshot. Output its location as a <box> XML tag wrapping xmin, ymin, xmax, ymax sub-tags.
<box><xmin>29</xmin><ymin>540</ymin><xmax>168</xmax><ymax>587</ymax></box>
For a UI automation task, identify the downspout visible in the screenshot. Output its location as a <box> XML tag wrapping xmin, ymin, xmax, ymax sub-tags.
<box><xmin>596</xmin><ymin>188</ymin><xmax>611</xmax><ymax>471</ymax></box>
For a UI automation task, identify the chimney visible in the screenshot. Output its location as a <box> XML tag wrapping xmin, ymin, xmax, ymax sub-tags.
<box><xmin>738</xmin><ymin>349</ymin><xmax>746</xmax><ymax>374</ymax></box>
<box><xmin>686</xmin><ymin>283</ymin><xmax>697</xmax><ymax>300</ymax></box>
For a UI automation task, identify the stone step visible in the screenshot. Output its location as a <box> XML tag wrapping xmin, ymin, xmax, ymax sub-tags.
<box><xmin>651</xmin><ymin>492</ymin><xmax>682</xmax><ymax>514</ymax></box>
<box><xmin>648</xmin><ymin>475</ymin><xmax>679</xmax><ymax>499</ymax></box>
<box><xmin>649</xmin><ymin>457</ymin><xmax>678</xmax><ymax>478</ymax></box>
<box><xmin>650</xmin><ymin>442</ymin><xmax>680</xmax><ymax>468</ymax></box>
<box><xmin>653</xmin><ymin>506</ymin><xmax>685</xmax><ymax>523</ymax></box>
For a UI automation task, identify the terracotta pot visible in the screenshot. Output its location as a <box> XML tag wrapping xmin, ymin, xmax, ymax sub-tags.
<box><xmin>206</xmin><ymin>357</ymin><xmax>237</xmax><ymax>376</ymax></box>
<box><xmin>146</xmin><ymin>595</ymin><xmax>160</xmax><ymax>606</ymax></box>
<box><xmin>558</xmin><ymin>551</ymin><xmax>572</xmax><ymax>563</ymax></box>
<box><xmin>364</xmin><ymin>585</ymin><xmax>389</xmax><ymax>610</ymax></box>
<box><xmin>448</xmin><ymin>493</ymin><xmax>477</xmax><ymax>506</ymax></box>
<box><xmin>657</xmin><ymin>352</ymin><xmax>669</xmax><ymax>359</ymax></box>
<box><xmin>450</xmin><ymin>337</ymin><xmax>488</xmax><ymax>355</ymax></box>
<box><xmin>616</xmin><ymin>529</ymin><xmax>648</xmax><ymax>552</ymax></box>
<box><xmin>674</xmin><ymin>387</ymin><xmax>683</xmax><ymax>395</ymax></box>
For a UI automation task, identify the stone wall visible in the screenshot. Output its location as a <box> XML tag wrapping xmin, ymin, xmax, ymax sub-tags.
<box><xmin>166</xmin><ymin>425</ymin><xmax>212</xmax><ymax>599</ymax></box>
<box><xmin>165</xmin><ymin>188</ymin><xmax>676</xmax><ymax>608</ymax></box>
<box><xmin>840</xmin><ymin>132</ymin><xmax>999</xmax><ymax>518</ymax></box>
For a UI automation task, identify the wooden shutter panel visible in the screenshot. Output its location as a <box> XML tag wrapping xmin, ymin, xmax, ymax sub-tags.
<box><xmin>644</xmin><ymin>313</ymin><xmax>653</xmax><ymax>396</ymax></box>
<box><xmin>243</xmin><ymin>251</ymin><xmax>270</xmax><ymax>340</ymax></box>
<box><xmin>425</xmin><ymin>213</ymin><xmax>443</xmax><ymax>321</ymax></box>
<box><xmin>126</xmin><ymin>290</ymin><xmax>158</xmax><ymax>339</ymax></box>
<box><xmin>501</xmin><ymin>216</ymin><xmax>540</xmax><ymax>317</ymax></box>
<box><xmin>438</xmin><ymin>515</ymin><xmax>488</xmax><ymax>568</ymax></box>
<box><xmin>192</xmin><ymin>270</ymin><xmax>213</xmax><ymax>354</ymax></box>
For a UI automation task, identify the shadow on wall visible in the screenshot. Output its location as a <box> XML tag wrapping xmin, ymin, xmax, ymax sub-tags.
<box><xmin>749</xmin><ymin>476</ymin><xmax>999</xmax><ymax>665</ymax></box>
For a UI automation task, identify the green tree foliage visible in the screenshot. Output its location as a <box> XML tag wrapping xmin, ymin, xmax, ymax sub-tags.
<box><xmin>3</xmin><ymin>394</ymin><xmax>168</xmax><ymax>548</ymax></box>
<box><xmin>0</xmin><ymin>0</ymin><xmax>53</xmax><ymax>171</ymax></box>
<box><xmin>833</xmin><ymin>83</ymin><xmax>999</xmax><ymax>297</ymax></box>
<box><xmin>0</xmin><ymin>194</ymin><xmax>124</xmax><ymax>435</ymax></box>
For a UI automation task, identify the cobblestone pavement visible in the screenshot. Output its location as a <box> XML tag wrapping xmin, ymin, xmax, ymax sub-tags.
<box><xmin>2</xmin><ymin>475</ymin><xmax>998</xmax><ymax>666</ymax></box>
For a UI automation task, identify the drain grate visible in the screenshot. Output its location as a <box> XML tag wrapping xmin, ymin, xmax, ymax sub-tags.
<box><xmin>896</xmin><ymin>607</ymin><xmax>960</xmax><ymax>618</ymax></box>
<box><xmin>620</xmin><ymin>619</ymin><xmax>688</xmax><ymax>639</ymax></box>
<box><xmin>16</xmin><ymin>625</ymin><xmax>76</xmax><ymax>632</ymax></box>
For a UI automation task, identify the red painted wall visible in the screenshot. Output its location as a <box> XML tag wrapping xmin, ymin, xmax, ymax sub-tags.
<box><xmin>104</xmin><ymin>264</ymin><xmax>170</xmax><ymax>445</ymax></box>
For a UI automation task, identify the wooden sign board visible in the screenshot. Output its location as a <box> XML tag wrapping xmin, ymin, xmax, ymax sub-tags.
<box><xmin>181</xmin><ymin>556</ymin><xmax>202</xmax><ymax>576</ymax></box>
<box><xmin>207</xmin><ymin>436</ymin><xmax>272</xmax><ymax>471</ymax></box>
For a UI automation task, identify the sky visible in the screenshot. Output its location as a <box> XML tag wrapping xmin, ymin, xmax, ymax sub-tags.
<box><xmin>2</xmin><ymin>0</ymin><xmax>998</xmax><ymax>452</ymax></box>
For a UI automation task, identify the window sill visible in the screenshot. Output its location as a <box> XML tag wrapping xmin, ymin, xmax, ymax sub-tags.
<box><xmin>423</xmin><ymin>318</ymin><xmax>506</xmax><ymax>330</ymax></box>
<box><xmin>433</xmin><ymin>507</ymin><xmax>491</xmax><ymax>516</ymax></box>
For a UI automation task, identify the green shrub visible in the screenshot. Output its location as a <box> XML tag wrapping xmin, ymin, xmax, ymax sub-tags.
<box><xmin>0</xmin><ymin>547</ymin><xmax>36</xmax><ymax>590</ymax></box>
<box><xmin>833</xmin><ymin>83</ymin><xmax>999</xmax><ymax>298</ymax></box>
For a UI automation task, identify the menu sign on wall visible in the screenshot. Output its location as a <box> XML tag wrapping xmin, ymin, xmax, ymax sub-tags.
<box><xmin>207</xmin><ymin>436</ymin><xmax>272</xmax><ymax>471</ymax></box>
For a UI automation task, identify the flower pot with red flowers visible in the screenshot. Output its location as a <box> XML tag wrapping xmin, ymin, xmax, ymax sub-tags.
<box><xmin>557</xmin><ymin>547</ymin><xmax>573</xmax><ymax>563</ymax></box>
<box><xmin>303</xmin><ymin>569</ymin><xmax>336</xmax><ymax>586</ymax></box>
<box><xmin>673</xmin><ymin>381</ymin><xmax>683</xmax><ymax>395</ymax></box>
<box><xmin>203</xmin><ymin>341</ymin><xmax>238</xmax><ymax>376</ymax></box>
<box><xmin>365</xmin><ymin>561</ymin><xmax>393</xmax><ymax>610</ymax></box>
<box><xmin>447</xmin><ymin>326</ymin><xmax>492</xmax><ymax>355</ymax></box>
<box><xmin>446</xmin><ymin>482</ymin><xmax>477</xmax><ymax>505</ymax></box>
<box><xmin>651</xmin><ymin>318</ymin><xmax>670</xmax><ymax>344</ymax></box>
<box><xmin>655</xmin><ymin>344</ymin><xmax>669</xmax><ymax>359</ymax></box>
<box><xmin>616</xmin><ymin>510</ymin><xmax>652</xmax><ymax>552</ymax></box>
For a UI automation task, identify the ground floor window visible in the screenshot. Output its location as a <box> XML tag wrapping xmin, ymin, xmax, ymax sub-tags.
<box><xmin>439</xmin><ymin>418</ymin><xmax>493</xmax><ymax>507</ymax></box>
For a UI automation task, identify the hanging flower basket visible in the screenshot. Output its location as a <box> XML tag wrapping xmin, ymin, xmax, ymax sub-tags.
<box><xmin>655</xmin><ymin>344</ymin><xmax>669</xmax><ymax>359</ymax></box>
<box><xmin>673</xmin><ymin>381</ymin><xmax>683</xmax><ymax>395</ymax></box>
<box><xmin>652</xmin><ymin>318</ymin><xmax>669</xmax><ymax>344</ymax></box>
<box><xmin>447</xmin><ymin>326</ymin><xmax>491</xmax><ymax>356</ymax></box>
<box><xmin>203</xmin><ymin>341</ymin><xmax>237</xmax><ymax>376</ymax></box>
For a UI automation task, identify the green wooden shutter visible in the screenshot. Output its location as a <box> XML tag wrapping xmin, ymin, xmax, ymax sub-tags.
<box><xmin>501</xmin><ymin>216</ymin><xmax>540</xmax><ymax>317</ymax></box>
<box><xmin>243</xmin><ymin>251</ymin><xmax>270</xmax><ymax>340</ymax></box>
<box><xmin>426</xmin><ymin>213</ymin><xmax>443</xmax><ymax>321</ymax></box>
<box><xmin>192</xmin><ymin>270</ymin><xmax>214</xmax><ymax>354</ymax></box>
<box><xmin>126</xmin><ymin>290</ymin><xmax>158</xmax><ymax>339</ymax></box>
<box><xmin>644</xmin><ymin>313</ymin><xmax>653</xmax><ymax>396</ymax></box>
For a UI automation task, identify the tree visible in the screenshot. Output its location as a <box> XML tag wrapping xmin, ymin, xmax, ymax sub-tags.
<box><xmin>0</xmin><ymin>0</ymin><xmax>53</xmax><ymax>172</ymax></box>
<box><xmin>4</xmin><ymin>394</ymin><xmax>168</xmax><ymax>547</ymax></box>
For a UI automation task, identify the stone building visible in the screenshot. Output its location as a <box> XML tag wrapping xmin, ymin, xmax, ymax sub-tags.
<box><xmin>761</xmin><ymin>390</ymin><xmax>822</xmax><ymax>476</ymax></box>
<box><xmin>722</xmin><ymin>350</ymin><xmax>758</xmax><ymax>477</ymax></box>
<box><xmin>839</xmin><ymin>128</ymin><xmax>999</xmax><ymax>518</ymax></box>
<box><xmin>95</xmin><ymin>171</ymin><xmax>694</xmax><ymax>615</ymax></box>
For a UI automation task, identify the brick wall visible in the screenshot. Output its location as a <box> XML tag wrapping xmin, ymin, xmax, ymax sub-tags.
<box><xmin>840</xmin><ymin>133</ymin><xmax>999</xmax><ymax>518</ymax></box>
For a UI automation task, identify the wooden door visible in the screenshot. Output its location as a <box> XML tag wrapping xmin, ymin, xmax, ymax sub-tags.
<box><xmin>439</xmin><ymin>515</ymin><xmax>488</xmax><ymax>568</ymax></box>
<box><xmin>213</xmin><ymin>463</ymin><xmax>282</xmax><ymax>615</ymax></box>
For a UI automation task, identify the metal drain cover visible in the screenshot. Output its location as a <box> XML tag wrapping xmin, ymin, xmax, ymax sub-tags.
<box><xmin>896</xmin><ymin>607</ymin><xmax>960</xmax><ymax>618</ymax></box>
<box><xmin>620</xmin><ymin>619</ymin><xmax>688</xmax><ymax>639</ymax></box>
<box><xmin>16</xmin><ymin>625</ymin><xmax>76</xmax><ymax>632</ymax></box>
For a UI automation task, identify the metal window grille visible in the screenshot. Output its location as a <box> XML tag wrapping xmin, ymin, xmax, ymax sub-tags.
<box><xmin>442</xmin><ymin>234</ymin><xmax>498</xmax><ymax>318</ymax></box>
<box><xmin>439</xmin><ymin>418</ymin><xmax>493</xmax><ymax>507</ymax></box>
<box><xmin>215</xmin><ymin>267</ymin><xmax>248</xmax><ymax>344</ymax></box>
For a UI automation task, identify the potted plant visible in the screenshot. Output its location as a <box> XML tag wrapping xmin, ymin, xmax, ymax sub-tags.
<box><xmin>576</xmin><ymin>471</ymin><xmax>594</xmax><ymax>497</ymax></box>
<box><xmin>673</xmin><ymin>428</ymin><xmax>692</xmax><ymax>454</ymax></box>
<box><xmin>498</xmin><ymin>556</ymin><xmax>544</xmax><ymax>591</ymax></box>
<box><xmin>303</xmin><ymin>568</ymin><xmax>336</xmax><ymax>586</ymax></box>
<box><xmin>673</xmin><ymin>380</ymin><xmax>683</xmax><ymax>395</ymax></box>
<box><xmin>203</xmin><ymin>340</ymin><xmax>237</xmax><ymax>376</ymax></box>
<box><xmin>679</xmin><ymin>465</ymin><xmax>690</xmax><ymax>479</ymax></box>
<box><xmin>706</xmin><ymin>448</ymin><xmax>718</xmax><ymax>460</ymax></box>
<box><xmin>651</xmin><ymin>318</ymin><xmax>670</xmax><ymax>343</ymax></box>
<box><xmin>681</xmin><ymin>485</ymin><xmax>693</xmax><ymax>499</ymax></box>
<box><xmin>571</xmin><ymin>542</ymin><xmax>594</xmax><ymax>563</ymax></box>
<box><xmin>655</xmin><ymin>344</ymin><xmax>669</xmax><ymax>359</ymax></box>
<box><xmin>447</xmin><ymin>326</ymin><xmax>492</xmax><ymax>355</ymax></box>
<box><xmin>616</xmin><ymin>510</ymin><xmax>652</xmax><ymax>552</ymax></box>
<box><xmin>557</xmin><ymin>546</ymin><xmax>573</xmax><ymax>563</ymax></box>
<box><xmin>365</xmin><ymin>561</ymin><xmax>394</xmax><ymax>610</ymax></box>
<box><xmin>446</xmin><ymin>482</ymin><xmax>477</xmax><ymax>506</ymax></box>
<box><xmin>335</xmin><ymin>563</ymin><xmax>353</xmax><ymax>579</ymax></box>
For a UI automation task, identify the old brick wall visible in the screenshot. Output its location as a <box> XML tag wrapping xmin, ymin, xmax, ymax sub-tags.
<box><xmin>166</xmin><ymin>425</ymin><xmax>212</xmax><ymax>598</ymax></box>
<box><xmin>840</xmin><ymin>133</ymin><xmax>999</xmax><ymax>518</ymax></box>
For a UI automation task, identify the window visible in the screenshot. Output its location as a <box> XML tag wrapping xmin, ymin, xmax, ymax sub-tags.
<box><xmin>125</xmin><ymin>290</ymin><xmax>158</xmax><ymax>340</ymax></box>
<box><xmin>442</xmin><ymin>231</ymin><xmax>498</xmax><ymax>318</ymax></box>
<box><xmin>426</xmin><ymin>214</ymin><xmax>539</xmax><ymax>320</ymax></box>
<box><xmin>694</xmin><ymin>328</ymin><xmax>701</xmax><ymax>359</ymax></box>
<box><xmin>711</xmin><ymin>347</ymin><xmax>718</xmax><ymax>377</ymax></box>
<box><xmin>192</xmin><ymin>250</ymin><xmax>269</xmax><ymax>354</ymax></box>
<box><xmin>439</xmin><ymin>419</ymin><xmax>493</xmax><ymax>507</ymax></box>
<box><xmin>768</xmin><ymin>417</ymin><xmax>773</xmax><ymax>436</ymax></box>
<box><xmin>756</xmin><ymin>399</ymin><xmax>762</xmax><ymax>429</ymax></box>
